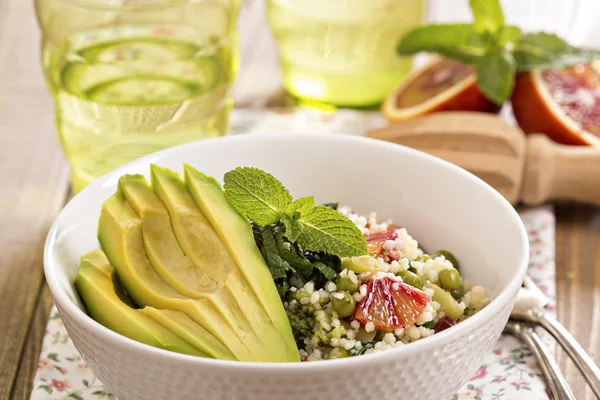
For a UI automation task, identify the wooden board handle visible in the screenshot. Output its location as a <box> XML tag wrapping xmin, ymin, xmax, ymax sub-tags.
<box><xmin>522</xmin><ymin>134</ymin><xmax>600</xmax><ymax>206</ymax></box>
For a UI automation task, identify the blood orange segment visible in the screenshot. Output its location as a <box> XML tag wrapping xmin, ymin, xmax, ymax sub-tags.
<box><xmin>364</xmin><ymin>227</ymin><xmax>398</xmax><ymax>258</ymax></box>
<box><xmin>353</xmin><ymin>276</ymin><xmax>429</xmax><ymax>330</ymax></box>
<box><xmin>512</xmin><ymin>63</ymin><xmax>600</xmax><ymax>147</ymax></box>
<box><xmin>382</xmin><ymin>57</ymin><xmax>500</xmax><ymax>122</ymax></box>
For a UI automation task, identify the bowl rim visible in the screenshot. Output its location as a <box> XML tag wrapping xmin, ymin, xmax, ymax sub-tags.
<box><xmin>44</xmin><ymin>132</ymin><xmax>529</xmax><ymax>372</ymax></box>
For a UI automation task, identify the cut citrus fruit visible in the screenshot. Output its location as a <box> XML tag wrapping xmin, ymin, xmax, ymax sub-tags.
<box><xmin>364</xmin><ymin>227</ymin><xmax>399</xmax><ymax>259</ymax></box>
<box><xmin>353</xmin><ymin>275</ymin><xmax>429</xmax><ymax>330</ymax></box>
<box><xmin>382</xmin><ymin>57</ymin><xmax>499</xmax><ymax>121</ymax></box>
<box><xmin>511</xmin><ymin>63</ymin><xmax>600</xmax><ymax>147</ymax></box>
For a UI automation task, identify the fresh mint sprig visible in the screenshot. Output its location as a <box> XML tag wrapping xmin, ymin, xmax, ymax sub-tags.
<box><xmin>223</xmin><ymin>167</ymin><xmax>292</xmax><ymax>226</ymax></box>
<box><xmin>396</xmin><ymin>0</ymin><xmax>600</xmax><ymax>105</ymax></box>
<box><xmin>224</xmin><ymin>167</ymin><xmax>367</xmax><ymax>258</ymax></box>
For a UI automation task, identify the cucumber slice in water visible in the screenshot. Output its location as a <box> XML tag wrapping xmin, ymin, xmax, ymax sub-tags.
<box><xmin>61</xmin><ymin>38</ymin><xmax>222</xmax><ymax>105</ymax></box>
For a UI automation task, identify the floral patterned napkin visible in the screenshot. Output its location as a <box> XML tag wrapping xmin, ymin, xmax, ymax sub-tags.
<box><xmin>31</xmin><ymin>109</ymin><xmax>556</xmax><ymax>400</ymax></box>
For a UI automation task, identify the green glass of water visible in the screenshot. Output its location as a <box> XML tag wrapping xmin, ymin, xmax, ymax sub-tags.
<box><xmin>267</xmin><ymin>0</ymin><xmax>424</xmax><ymax>108</ymax></box>
<box><xmin>35</xmin><ymin>0</ymin><xmax>241</xmax><ymax>192</ymax></box>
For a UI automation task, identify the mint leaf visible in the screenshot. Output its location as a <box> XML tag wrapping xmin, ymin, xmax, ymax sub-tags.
<box><xmin>282</xmin><ymin>197</ymin><xmax>315</xmax><ymax>242</ymax></box>
<box><xmin>469</xmin><ymin>0</ymin><xmax>504</xmax><ymax>34</ymax></box>
<box><xmin>285</xmin><ymin>196</ymin><xmax>315</xmax><ymax>217</ymax></box>
<box><xmin>275</xmin><ymin>237</ymin><xmax>312</xmax><ymax>273</ymax></box>
<box><xmin>282</xmin><ymin>213</ymin><xmax>302</xmax><ymax>242</ymax></box>
<box><xmin>513</xmin><ymin>32</ymin><xmax>600</xmax><ymax>71</ymax></box>
<box><xmin>313</xmin><ymin>261</ymin><xmax>337</xmax><ymax>281</ymax></box>
<box><xmin>257</xmin><ymin>225</ymin><xmax>293</xmax><ymax>279</ymax></box>
<box><xmin>297</xmin><ymin>205</ymin><xmax>367</xmax><ymax>257</ymax></box>
<box><xmin>396</xmin><ymin>24</ymin><xmax>485</xmax><ymax>64</ymax></box>
<box><xmin>224</xmin><ymin>167</ymin><xmax>292</xmax><ymax>226</ymax></box>
<box><xmin>252</xmin><ymin>222</ymin><xmax>343</xmax><ymax>297</ymax></box>
<box><xmin>476</xmin><ymin>46</ymin><xmax>516</xmax><ymax>105</ymax></box>
<box><xmin>224</xmin><ymin>167</ymin><xmax>367</xmax><ymax>260</ymax></box>
<box><xmin>497</xmin><ymin>26</ymin><xmax>521</xmax><ymax>46</ymax></box>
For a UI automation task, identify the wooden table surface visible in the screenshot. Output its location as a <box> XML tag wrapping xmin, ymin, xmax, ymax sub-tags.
<box><xmin>1</xmin><ymin>0</ymin><xmax>600</xmax><ymax>399</ymax></box>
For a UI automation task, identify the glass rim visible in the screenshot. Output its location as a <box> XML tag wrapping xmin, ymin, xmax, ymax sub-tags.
<box><xmin>57</xmin><ymin>0</ymin><xmax>188</xmax><ymax>10</ymax></box>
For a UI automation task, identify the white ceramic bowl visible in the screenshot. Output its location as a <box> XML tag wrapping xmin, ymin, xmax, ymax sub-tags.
<box><xmin>44</xmin><ymin>133</ymin><xmax>528</xmax><ymax>400</ymax></box>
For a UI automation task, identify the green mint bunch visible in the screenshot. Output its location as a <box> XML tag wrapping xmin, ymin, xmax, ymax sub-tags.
<box><xmin>223</xmin><ymin>167</ymin><xmax>368</xmax><ymax>258</ymax></box>
<box><xmin>396</xmin><ymin>0</ymin><xmax>600</xmax><ymax>105</ymax></box>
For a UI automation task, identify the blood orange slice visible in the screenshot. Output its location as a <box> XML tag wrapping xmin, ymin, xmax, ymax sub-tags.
<box><xmin>364</xmin><ymin>227</ymin><xmax>398</xmax><ymax>258</ymax></box>
<box><xmin>382</xmin><ymin>57</ymin><xmax>500</xmax><ymax>121</ymax></box>
<box><xmin>512</xmin><ymin>63</ymin><xmax>600</xmax><ymax>146</ymax></box>
<box><xmin>354</xmin><ymin>275</ymin><xmax>429</xmax><ymax>330</ymax></box>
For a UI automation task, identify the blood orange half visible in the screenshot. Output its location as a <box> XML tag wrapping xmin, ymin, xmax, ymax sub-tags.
<box><xmin>512</xmin><ymin>63</ymin><xmax>600</xmax><ymax>147</ymax></box>
<box><xmin>382</xmin><ymin>57</ymin><xmax>500</xmax><ymax>121</ymax></box>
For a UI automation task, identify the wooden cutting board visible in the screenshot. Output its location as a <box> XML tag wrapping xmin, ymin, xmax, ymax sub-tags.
<box><xmin>367</xmin><ymin>112</ymin><xmax>600</xmax><ymax>206</ymax></box>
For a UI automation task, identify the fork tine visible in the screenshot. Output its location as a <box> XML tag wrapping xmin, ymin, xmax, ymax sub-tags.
<box><xmin>505</xmin><ymin>321</ymin><xmax>576</xmax><ymax>400</ymax></box>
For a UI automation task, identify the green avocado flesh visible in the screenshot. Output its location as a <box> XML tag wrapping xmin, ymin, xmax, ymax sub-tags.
<box><xmin>94</xmin><ymin>167</ymin><xmax>299</xmax><ymax>362</ymax></box>
<box><xmin>74</xmin><ymin>250</ymin><xmax>207</xmax><ymax>357</ymax></box>
<box><xmin>183</xmin><ymin>164</ymin><xmax>297</xmax><ymax>357</ymax></box>
<box><xmin>140</xmin><ymin>307</ymin><xmax>236</xmax><ymax>360</ymax></box>
<box><xmin>149</xmin><ymin>166</ymin><xmax>293</xmax><ymax>355</ymax></box>
<box><xmin>118</xmin><ymin>174</ymin><xmax>219</xmax><ymax>297</ymax></box>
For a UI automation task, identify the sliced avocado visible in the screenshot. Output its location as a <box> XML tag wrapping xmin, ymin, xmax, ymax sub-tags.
<box><xmin>118</xmin><ymin>174</ymin><xmax>218</xmax><ymax>297</ymax></box>
<box><xmin>98</xmin><ymin>191</ymin><xmax>280</xmax><ymax>361</ymax></box>
<box><xmin>140</xmin><ymin>307</ymin><xmax>236</xmax><ymax>361</ymax></box>
<box><xmin>119</xmin><ymin>174</ymin><xmax>261</xmax><ymax>342</ymax></box>
<box><xmin>183</xmin><ymin>164</ymin><xmax>299</xmax><ymax>361</ymax></box>
<box><xmin>150</xmin><ymin>165</ymin><xmax>293</xmax><ymax>360</ymax></box>
<box><xmin>75</xmin><ymin>249</ymin><xmax>207</xmax><ymax>357</ymax></box>
<box><xmin>98</xmin><ymin>191</ymin><xmax>288</xmax><ymax>361</ymax></box>
<box><xmin>149</xmin><ymin>166</ymin><xmax>233</xmax><ymax>286</ymax></box>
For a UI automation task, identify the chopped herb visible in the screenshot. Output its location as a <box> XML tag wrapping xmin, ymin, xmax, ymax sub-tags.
<box><xmin>357</xmin><ymin>341</ymin><xmax>377</xmax><ymax>356</ymax></box>
<box><xmin>418</xmin><ymin>321</ymin><xmax>435</xmax><ymax>329</ymax></box>
<box><xmin>323</xmin><ymin>202</ymin><xmax>339</xmax><ymax>210</ymax></box>
<box><xmin>252</xmin><ymin>222</ymin><xmax>343</xmax><ymax>298</ymax></box>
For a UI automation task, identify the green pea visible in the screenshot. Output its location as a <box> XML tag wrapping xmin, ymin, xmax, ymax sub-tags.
<box><xmin>438</xmin><ymin>268</ymin><xmax>461</xmax><ymax>291</ymax></box>
<box><xmin>398</xmin><ymin>270</ymin><xmax>423</xmax><ymax>289</ymax></box>
<box><xmin>336</xmin><ymin>275</ymin><xmax>360</xmax><ymax>294</ymax></box>
<box><xmin>332</xmin><ymin>291</ymin><xmax>356</xmax><ymax>318</ymax></box>
<box><xmin>329</xmin><ymin>347</ymin><xmax>350</xmax><ymax>359</ymax></box>
<box><xmin>450</xmin><ymin>284</ymin><xmax>465</xmax><ymax>300</ymax></box>
<box><xmin>430</xmin><ymin>250</ymin><xmax>460</xmax><ymax>270</ymax></box>
<box><xmin>416</xmin><ymin>254</ymin><xmax>431</xmax><ymax>262</ymax></box>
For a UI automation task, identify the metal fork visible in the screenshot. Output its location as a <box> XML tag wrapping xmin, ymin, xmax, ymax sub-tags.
<box><xmin>510</xmin><ymin>275</ymin><xmax>600</xmax><ymax>399</ymax></box>
<box><xmin>504</xmin><ymin>321</ymin><xmax>575</xmax><ymax>400</ymax></box>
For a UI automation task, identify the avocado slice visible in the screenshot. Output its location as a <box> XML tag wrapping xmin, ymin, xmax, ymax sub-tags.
<box><xmin>97</xmin><ymin>191</ymin><xmax>273</xmax><ymax>361</ymax></box>
<box><xmin>118</xmin><ymin>174</ymin><xmax>260</xmax><ymax>342</ymax></box>
<box><xmin>140</xmin><ymin>307</ymin><xmax>236</xmax><ymax>361</ymax></box>
<box><xmin>183</xmin><ymin>164</ymin><xmax>299</xmax><ymax>361</ymax></box>
<box><xmin>149</xmin><ymin>166</ymin><xmax>233</xmax><ymax>288</ymax></box>
<box><xmin>75</xmin><ymin>249</ymin><xmax>207</xmax><ymax>357</ymax></box>
<box><xmin>150</xmin><ymin>165</ymin><xmax>296</xmax><ymax>360</ymax></box>
<box><xmin>118</xmin><ymin>174</ymin><xmax>218</xmax><ymax>297</ymax></box>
